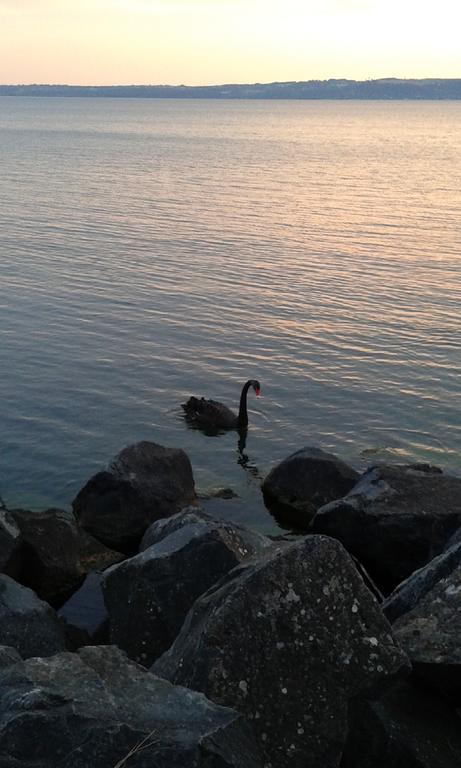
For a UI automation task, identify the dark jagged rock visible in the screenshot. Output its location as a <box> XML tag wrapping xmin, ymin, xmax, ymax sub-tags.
<box><xmin>58</xmin><ymin>571</ymin><xmax>109</xmax><ymax>647</ymax></box>
<box><xmin>311</xmin><ymin>463</ymin><xmax>461</xmax><ymax>593</ymax></box>
<box><xmin>0</xmin><ymin>510</ymin><xmax>21</xmax><ymax>578</ymax></box>
<box><xmin>104</xmin><ymin>513</ymin><xmax>271</xmax><ymax>666</ymax></box>
<box><xmin>0</xmin><ymin>574</ymin><xmax>66</xmax><ymax>658</ymax></box>
<box><xmin>262</xmin><ymin>447</ymin><xmax>360</xmax><ymax>528</ymax></box>
<box><xmin>391</xmin><ymin>556</ymin><xmax>461</xmax><ymax>702</ymax></box>
<box><xmin>11</xmin><ymin>507</ymin><xmax>123</xmax><ymax>607</ymax></box>
<box><xmin>383</xmin><ymin>541</ymin><xmax>461</xmax><ymax>623</ymax></box>
<box><xmin>73</xmin><ymin>441</ymin><xmax>197</xmax><ymax>552</ymax></box>
<box><xmin>153</xmin><ymin>535</ymin><xmax>409</xmax><ymax>768</ymax></box>
<box><xmin>341</xmin><ymin>681</ymin><xmax>461</xmax><ymax>768</ymax></box>
<box><xmin>0</xmin><ymin>645</ymin><xmax>261</xmax><ymax>768</ymax></box>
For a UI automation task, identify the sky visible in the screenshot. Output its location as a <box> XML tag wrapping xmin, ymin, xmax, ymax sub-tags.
<box><xmin>1</xmin><ymin>0</ymin><xmax>460</xmax><ymax>85</ymax></box>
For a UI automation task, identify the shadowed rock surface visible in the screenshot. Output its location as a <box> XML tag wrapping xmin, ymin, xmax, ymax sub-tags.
<box><xmin>73</xmin><ymin>441</ymin><xmax>197</xmax><ymax>552</ymax></box>
<box><xmin>153</xmin><ymin>535</ymin><xmax>409</xmax><ymax>768</ymax></box>
<box><xmin>0</xmin><ymin>645</ymin><xmax>261</xmax><ymax>768</ymax></box>
<box><xmin>11</xmin><ymin>508</ymin><xmax>122</xmax><ymax>606</ymax></box>
<box><xmin>311</xmin><ymin>463</ymin><xmax>461</xmax><ymax>592</ymax></box>
<box><xmin>58</xmin><ymin>571</ymin><xmax>109</xmax><ymax>647</ymax></box>
<box><xmin>0</xmin><ymin>574</ymin><xmax>66</xmax><ymax>658</ymax></box>
<box><xmin>262</xmin><ymin>447</ymin><xmax>360</xmax><ymax>528</ymax></box>
<box><xmin>383</xmin><ymin>541</ymin><xmax>461</xmax><ymax>623</ymax></box>
<box><xmin>391</xmin><ymin>558</ymin><xmax>461</xmax><ymax>702</ymax></box>
<box><xmin>0</xmin><ymin>645</ymin><xmax>21</xmax><ymax>670</ymax></box>
<box><xmin>341</xmin><ymin>681</ymin><xmax>461</xmax><ymax>768</ymax></box>
<box><xmin>104</xmin><ymin>513</ymin><xmax>271</xmax><ymax>666</ymax></box>
<box><xmin>0</xmin><ymin>510</ymin><xmax>21</xmax><ymax>578</ymax></box>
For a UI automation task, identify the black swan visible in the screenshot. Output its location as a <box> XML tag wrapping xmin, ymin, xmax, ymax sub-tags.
<box><xmin>182</xmin><ymin>379</ymin><xmax>261</xmax><ymax>431</ymax></box>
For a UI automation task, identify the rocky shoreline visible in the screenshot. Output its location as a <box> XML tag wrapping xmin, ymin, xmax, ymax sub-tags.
<box><xmin>0</xmin><ymin>440</ymin><xmax>460</xmax><ymax>767</ymax></box>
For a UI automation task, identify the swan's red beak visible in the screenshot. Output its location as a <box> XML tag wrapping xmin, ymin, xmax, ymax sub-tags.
<box><xmin>255</xmin><ymin>387</ymin><xmax>261</xmax><ymax>397</ymax></box>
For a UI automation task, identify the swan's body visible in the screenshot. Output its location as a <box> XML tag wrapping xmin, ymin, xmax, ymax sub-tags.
<box><xmin>182</xmin><ymin>379</ymin><xmax>260</xmax><ymax>431</ymax></box>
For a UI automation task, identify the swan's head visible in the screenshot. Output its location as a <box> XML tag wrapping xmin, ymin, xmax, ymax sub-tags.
<box><xmin>251</xmin><ymin>379</ymin><xmax>261</xmax><ymax>397</ymax></box>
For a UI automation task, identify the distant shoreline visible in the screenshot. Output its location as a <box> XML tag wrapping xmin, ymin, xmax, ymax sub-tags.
<box><xmin>1</xmin><ymin>78</ymin><xmax>461</xmax><ymax>99</ymax></box>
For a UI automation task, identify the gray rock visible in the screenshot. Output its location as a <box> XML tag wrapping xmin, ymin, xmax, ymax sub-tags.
<box><xmin>0</xmin><ymin>646</ymin><xmax>21</xmax><ymax>670</ymax></box>
<box><xmin>392</xmin><ymin>558</ymin><xmax>461</xmax><ymax>702</ymax></box>
<box><xmin>73</xmin><ymin>441</ymin><xmax>197</xmax><ymax>552</ymax></box>
<box><xmin>0</xmin><ymin>574</ymin><xmax>66</xmax><ymax>658</ymax></box>
<box><xmin>311</xmin><ymin>463</ymin><xmax>461</xmax><ymax>592</ymax></box>
<box><xmin>140</xmin><ymin>506</ymin><xmax>271</xmax><ymax>554</ymax></box>
<box><xmin>104</xmin><ymin>513</ymin><xmax>271</xmax><ymax>666</ymax></box>
<box><xmin>262</xmin><ymin>447</ymin><xmax>360</xmax><ymax>528</ymax></box>
<box><xmin>0</xmin><ymin>645</ymin><xmax>261</xmax><ymax>768</ymax></box>
<box><xmin>11</xmin><ymin>508</ymin><xmax>122</xmax><ymax>606</ymax></box>
<box><xmin>0</xmin><ymin>510</ymin><xmax>21</xmax><ymax>577</ymax></box>
<box><xmin>383</xmin><ymin>541</ymin><xmax>461</xmax><ymax>623</ymax></box>
<box><xmin>153</xmin><ymin>535</ymin><xmax>409</xmax><ymax>768</ymax></box>
<box><xmin>341</xmin><ymin>681</ymin><xmax>461</xmax><ymax>768</ymax></box>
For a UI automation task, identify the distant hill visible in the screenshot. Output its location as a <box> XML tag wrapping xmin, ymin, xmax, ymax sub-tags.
<box><xmin>1</xmin><ymin>79</ymin><xmax>461</xmax><ymax>99</ymax></box>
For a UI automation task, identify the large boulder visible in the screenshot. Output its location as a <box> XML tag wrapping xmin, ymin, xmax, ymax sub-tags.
<box><xmin>311</xmin><ymin>463</ymin><xmax>461</xmax><ymax>592</ymax></box>
<box><xmin>0</xmin><ymin>574</ymin><xmax>66</xmax><ymax>658</ymax></box>
<box><xmin>262</xmin><ymin>447</ymin><xmax>360</xmax><ymax>528</ymax></box>
<box><xmin>0</xmin><ymin>645</ymin><xmax>261</xmax><ymax>768</ymax></box>
<box><xmin>103</xmin><ymin>512</ymin><xmax>271</xmax><ymax>666</ymax></box>
<box><xmin>73</xmin><ymin>441</ymin><xmax>197</xmax><ymax>552</ymax></box>
<box><xmin>0</xmin><ymin>510</ymin><xmax>21</xmax><ymax>577</ymax></box>
<box><xmin>0</xmin><ymin>646</ymin><xmax>21</xmax><ymax>670</ymax></box>
<box><xmin>390</xmin><ymin>549</ymin><xmax>461</xmax><ymax>703</ymax></box>
<box><xmin>153</xmin><ymin>536</ymin><xmax>409</xmax><ymax>768</ymax></box>
<box><xmin>11</xmin><ymin>508</ymin><xmax>122</xmax><ymax>606</ymax></box>
<box><xmin>341</xmin><ymin>681</ymin><xmax>461</xmax><ymax>768</ymax></box>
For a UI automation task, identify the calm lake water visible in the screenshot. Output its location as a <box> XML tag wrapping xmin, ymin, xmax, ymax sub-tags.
<box><xmin>0</xmin><ymin>97</ymin><xmax>460</xmax><ymax>532</ymax></box>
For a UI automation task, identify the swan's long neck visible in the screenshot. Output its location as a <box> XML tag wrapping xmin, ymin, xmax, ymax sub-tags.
<box><xmin>238</xmin><ymin>381</ymin><xmax>252</xmax><ymax>425</ymax></box>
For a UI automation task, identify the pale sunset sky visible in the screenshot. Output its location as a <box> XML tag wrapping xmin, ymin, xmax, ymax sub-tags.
<box><xmin>1</xmin><ymin>0</ymin><xmax>460</xmax><ymax>85</ymax></box>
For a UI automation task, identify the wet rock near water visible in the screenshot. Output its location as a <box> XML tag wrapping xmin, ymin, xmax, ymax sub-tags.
<box><xmin>0</xmin><ymin>574</ymin><xmax>66</xmax><ymax>658</ymax></box>
<box><xmin>0</xmin><ymin>645</ymin><xmax>261</xmax><ymax>768</ymax></box>
<box><xmin>11</xmin><ymin>507</ymin><xmax>123</xmax><ymax>607</ymax></box>
<box><xmin>73</xmin><ymin>441</ymin><xmax>197</xmax><ymax>553</ymax></box>
<box><xmin>341</xmin><ymin>680</ymin><xmax>461</xmax><ymax>768</ymax></box>
<box><xmin>154</xmin><ymin>535</ymin><xmax>409</xmax><ymax>768</ymax></box>
<box><xmin>311</xmin><ymin>463</ymin><xmax>461</xmax><ymax>593</ymax></box>
<box><xmin>103</xmin><ymin>510</ymin><xmax>272</xmax><ymax>666</ymax></box>
<box><xmin>262</xmin><ymin>447</ymin><xmax>360</xmax><ymax>529</ymax></box>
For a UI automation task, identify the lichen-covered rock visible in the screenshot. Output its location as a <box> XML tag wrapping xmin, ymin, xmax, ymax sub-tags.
<box><xmin>153</xmin><ymin>536</ymin><xmax>409</xmax><ymax>768</ymax></box>
<box><xmin>262</xmin><ymin>447</ymin><xmax>360</xmax><ymax>528</ymax></box>
<box><xmin>311</xmin><ymin>463</ymin><xmax>461</xmax><ymax>592</ymax></box>
<box><xmin>341</xmin><ymin>681</ymin><xmax>461</xmax><ymax>768</ymax></box>
<box><xmin>0</xmin><ymin>575</ymin><xmax>66</xmax><ymax>658</ymax></box>
<box><xmin>104</xmin><ymin>513</ymin><xmax>271</xmax><ymax>666</ymax></box>
<box><xmin>391</xmin><ymin>556</ymin><xmax>461</xmax><ymax>702</ymax></box>
<box><xmin>11</xmin><ymin>508</ymin><xmax>122</xmax><ymax>606</ymax></box>
<box><xmin>0</xmin><ymin>645</ymin><xmax>261</xmax><ymax>768</ymax></box>
<box><xmin>73</xmin><ymin>441</ymin><xmax>197</xmax><ymax>552</ymax></box>
<box><xmin>0</xmin><ymin>510</ymin><xmax>21</xmax><ymax>577</ymax></box>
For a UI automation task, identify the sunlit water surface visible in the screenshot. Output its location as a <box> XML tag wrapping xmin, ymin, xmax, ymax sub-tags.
<box><xmin>1</xmin><ymin>97</ymin><xmax>460</xmax><ymax>532</ymax></box>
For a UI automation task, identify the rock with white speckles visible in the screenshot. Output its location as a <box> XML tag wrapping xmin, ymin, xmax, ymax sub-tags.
<box><xmin>341</xmin><ymin>680</ymin><xmax>461</xmax><ymax>768</ymax></box>
<box><xmin>153</xmin><ymin>535</ymin><xmax>409</xmax><ymax>768</ymax></box>
<box><xmin>73</xmin><ymin>441</ymin><xmax>197</xmax><ymax>553</ymax></box>
<box><xmin>262</xmin><ymin>447</ymin><xmax>360</xmax><ymax>528</ymax></box>
<box><xmin>311</xmin><ymin>463</ymin><xmax>461</xmax><ymax>593</ymax></box>
<box><xmin>390</xmin><ymin>551</ymin><xmax>461</xmax><ymax>703</ymax></box>
<box><xmin>0</xmin><ymin>574</ymin><xmax>66</xmax><ymax>658</ymax></box>
<box><xmin>0</xmin><ymin>645</ymin><xmax>262</xmax><ymax>768</ymax></box>
<box><xmin>103</xmin><ymin>513</ymin><xmax>272</xmax><ymax>666</ymax></box>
